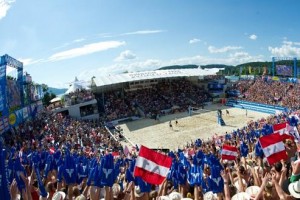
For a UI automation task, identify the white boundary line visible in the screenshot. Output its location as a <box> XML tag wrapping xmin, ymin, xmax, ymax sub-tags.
<box><xmin>105</xmin><ymin>126</ymin><xmax>136</xmax><ymax>147</ymax></box>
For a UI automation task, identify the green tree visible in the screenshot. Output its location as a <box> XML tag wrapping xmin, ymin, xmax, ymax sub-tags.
<box><xmin>41</xmin><ymin>84</ymin><xmax>56</xmax><ymax>106</ymax></box>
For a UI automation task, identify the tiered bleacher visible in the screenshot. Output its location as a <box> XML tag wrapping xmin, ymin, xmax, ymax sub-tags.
<box><xmin>4</xmin><ymin>74</ymin><xmax>300</xmax><ymax>200</ymax></box>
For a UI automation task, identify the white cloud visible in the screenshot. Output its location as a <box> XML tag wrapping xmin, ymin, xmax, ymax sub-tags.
<box><xmin>48</xmin><ymin>40</ymin><xmax>126</xmax><ymax>61</ymax></box>
<box><xmin>53</xmin><ymin>37</ymin><xmax>87</xmax><ymax>50</ymax></box>
<box><xmin>114</xmin><ymin>50</ymin><xmax>137</xmax><ymax>62</ymax></box>
<box><xmin>0</xmin><ymin>0</ymin><xmax>15</xmax><ymax>20</ymax></box>
<box><xmin>208</xmin><ymin>45</ymin><xmax>243</xmax><ymax>53</ymax></box>
<box><xmin>189</xmin><ymin>38</ymin><xmax>201</xmax><ymax>44</ymax></box>
<box><xmin>249</xmin><ymin>34</ymin><xmax>257</xmax><ymax>40</ymax></box>
<box><xmin>268</xmin><ymin>40</ymin><xmax>300</xmax><ymax>57</ymax></box>
<box><xmin>18</xmin><ymin>58</ymin><xmax>45</xmax><ymax>66</ymax></box>
<box><xmin>228</xmin><ymin>52</ymin><xmax>264</xmax><ymax>63</ymax></box>
<box><xmin>73</xmin><ymin>38</ymin><xmax>85</xmax><ymax>43</ymax></box>
<box><xmin>121</xmin><ymin>30</ymin><xmax>166</xmax><ymax>36</ymax></box>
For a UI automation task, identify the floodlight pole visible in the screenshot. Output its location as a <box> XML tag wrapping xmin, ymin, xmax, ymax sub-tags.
<box><xmin>294</xmin><ymin>57</ymin><xmax>297</xmax><ymax>78</ymax></box>
<box><xmin>272</xmin><ymin>57</ymin><xmax>275</xmax><ymax>76</ymax></box>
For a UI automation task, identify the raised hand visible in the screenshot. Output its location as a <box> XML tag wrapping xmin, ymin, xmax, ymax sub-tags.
<box><xmin>220</xmin><ymin>170</ymin><xmax>229</xmax><ymax>183</ymax></box>
<box><xmin>10</xmin><ymin>179</ymin><xmax>18</xmax><ymax>200</ymax></box>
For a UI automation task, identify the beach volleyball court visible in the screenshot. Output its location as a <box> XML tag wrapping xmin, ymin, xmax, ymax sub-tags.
<box><xmin>119</xmin><ymin>104</ymin><xmax>270</xmax><ymax>150</ymax></box>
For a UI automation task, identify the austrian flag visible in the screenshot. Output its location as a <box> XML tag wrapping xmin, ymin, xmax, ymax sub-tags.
<box><xmin>273</xmin><ymin>122</ymin><xmax>288</xmax><ymax>135</ymax></box>
<box><xmin>134</xmin><ymin>145</ymin><xmax>172</xmax><ymax>185</ymax></box>
<box><xmin>221</xmin><ymin>145</ymin><xmax>238</xmax><ymax>160</ymax></box>
<box><xmin>259</xmin><ymin>133</ymin><xmax>287</xmax><ymax>165</ymax></box>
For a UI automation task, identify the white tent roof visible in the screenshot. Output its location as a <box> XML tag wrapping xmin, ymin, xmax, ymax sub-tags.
<box><xmin>94</xmin><ymin>68</ymin><xmax>221</xmax><ymax>87</ymax></box>
<box><xmin>65</xmin><ymin>78</ymin><xmax>90</xmax><ymax>94</ymax></box>
<box><xmin>50</xmin><ymin>96</ymin><xmax>62</xmax><ymax>103</ymax></box>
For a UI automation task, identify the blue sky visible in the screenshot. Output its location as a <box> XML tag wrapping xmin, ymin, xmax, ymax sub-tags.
<box><xmin>1</xmin><ymin>0</ymin><xmax>300</xmax><ymax>88</ymax></box>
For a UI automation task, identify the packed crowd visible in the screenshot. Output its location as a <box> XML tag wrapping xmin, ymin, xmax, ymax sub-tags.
<box><xmin>2</xmin><ymin>99</ymin><xmax>300</xmax><ymax>200</ymax></box>
<box><xmin>65</xmin><ymin>89</ymin><xmax>95</xmax><ymax>106</ymax></box>
<box><xmin>232</xmin><ymin>78</ymin><xmax>300</xmax><ymax>109</ymax></box>
<box><xmin>4</xmin><ymin>76</ymin><xmax>300</xmax><ymax>200</ymax></box>
<box><xmin>103</xmin><ymin>79</ymin><xmax>210</xmax><ymax>121</ymax></box>
<box><xmin>103</xmin><ymin>91</ymin><xmax>137</xmax><ymax>121</ymax></box>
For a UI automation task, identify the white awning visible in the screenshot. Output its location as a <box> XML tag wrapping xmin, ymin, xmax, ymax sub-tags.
<box><xmin>94</xmin><ymin>68</ymin><xmax>220</xmax><ymax>87</ymax></box>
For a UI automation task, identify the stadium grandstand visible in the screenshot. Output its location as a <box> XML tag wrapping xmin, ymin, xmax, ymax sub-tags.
<box><xmin>3</xmin><ymin>54</ymin><xmax>300</xmax><ymax>200</ymax></box>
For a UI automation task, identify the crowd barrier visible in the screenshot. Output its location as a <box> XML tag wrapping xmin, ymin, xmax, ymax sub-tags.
<box><xmin>226</xmin><ymin>99</ymin><xmax>287</xmax><ymax>114</ymax></box>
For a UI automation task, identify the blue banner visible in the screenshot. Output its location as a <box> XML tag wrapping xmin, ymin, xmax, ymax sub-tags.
<box><xmin>0</xmin><ymin>63</ymin><xmax>7</xmax><ymax>116</ymax></box>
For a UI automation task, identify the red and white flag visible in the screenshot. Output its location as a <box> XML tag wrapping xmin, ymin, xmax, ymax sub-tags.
<box><xmin>259</xmin><ymin>133</ymin><xmax>287</xmax><ymax>165</ymax></box>
<box><xmin>221</xmin><ymin>145</ymin><xmax>238</xmax><ymax>161</ymax></box>
<box><xmin>273</xmin><ymin>123</ymin><xmax>288</xmax><ymax>135</ymax></box>
<box><xmin>49</xmin><ymin>147</ymin><xmax>55</xmax><ymax>154</ymax></box>
<box><xmin>134</xmin><ymin>145</ymin><xmax>172</xmax><ymax>185</ymax></box>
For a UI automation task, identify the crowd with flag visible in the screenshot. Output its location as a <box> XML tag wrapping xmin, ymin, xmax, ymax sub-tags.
<box><xmin>2</xmin><ymin>100</ymin><xmax>300</xmax><ymax>199</ymax></box>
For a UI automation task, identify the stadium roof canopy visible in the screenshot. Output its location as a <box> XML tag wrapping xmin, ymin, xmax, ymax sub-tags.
<box><xmin>93</xmin><ymin>68</ymin><xmax>220</xmax><ymax>88</ymax></box>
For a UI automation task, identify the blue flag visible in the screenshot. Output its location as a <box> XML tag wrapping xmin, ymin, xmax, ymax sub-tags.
<box><xmin>195</xmin><ymin>139</ymin><xmax>202</xmax><ymax>147</ymax></box>
<box><xmin>135</xmin><ymin>177</ymin><xmax>151</xmax><ymax>193</ymax></box>
<box><xmin>14</xmin><ymin>158</ymin><xmax>26</xmax><ymax>192</ymax></box>
<box><xmin>86</xmin><ymin>158</ymin><xmax>99</xmax><ymax>186</ymax></box>
<box><xmin>0</xmin><ymin>142</ymin><xmax>10</xmax><ymax>200</ymax></box>
<box><xmin>43</xmin><ymin>154</ymin><xmax>53</xmax><ymax>178</ymax></box>
<box><xmin>177</xmin><ymin>163</ymin><xmax>187</xmax><ymax>185</ymax></box>
<box><xmin>193</xmin><ymin>150</ymin><xmax>204</xmax><ymax>166</ymax></box>
<box><xmin>187</xmin><ymin>165</ymin><xmax>202</xmax><ymax>186</ymax></box>
<box><xmin>255</xmin><ymin>142</ymin><xmax>264</xmax><ymax>158</ymax></box>
<box><xmin>100</xmin><ymin>154</ymin><xmax>115</xmax><ymax>187</ymax></box>
<box><xmin>77</xmin><ymin>159</ymin><xmax>88</xmax><ymax>184</ymax></box>
<box><xmin>225</xmin><ymin>133</ymin><xmax>231</xmax><ymax>140</ymax></box>
<box><xmin>63</xmin><ymin>151</ymin><xmax>77</xmax><ymax>184</ymax></box>
<box><xmin>240</xmin><ymin>142</ymin><xmax>248</xmax><ymax>157</ymax></box>
<box><xmin>179</xmin><ymin>152</ymin><xmax>190</xmax><ymax>168</ymax></box>
<box><xmin>125</xmin><ymin>159</ymin><xmax>135</xmax><ymax>182</ymax></box>
<box><xmin>289</xmin><ymin>116</ymin><xmax>299</xmax><ymax>127</ymax></box>
<box><xmin>7</xmin><ymin>158</ymin><xmax>14</xmax><ymax>184</ymax></box>
<box><xmin>264</xmin><ymin>124</ymin><xmax>274</xmax><ymax>135</ymax></box>
<box><xmin>33</xmin><ymin>165</ymin><xmax>48</xmax><ymax>197</ymax></box>
<box><xmin>167</xmin><ymin>160</ymin><xmax>178</xmax><ymax>181</ymax></box>
<box><xmin>208</xmin><ymin>176</ymin><xmax>224</xmax><ymax>193</ymax></box>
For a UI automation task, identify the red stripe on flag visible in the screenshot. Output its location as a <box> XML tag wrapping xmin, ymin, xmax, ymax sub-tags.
<box><xmin>281</xmin><ymin>134</ymin><xmax>294</xmax><ymax>141</ymax></box>
<box><xmin>138</xmin><ymin>145</ymin><xmax>172</xmax><ymax>168</ymax></box>
<box><xmin>266</xmin><ymin>150</ymin><xmax>288</xmax><ymax>165</ymax></box>
<box><xmin>222</xmin><ymin>154</ymin><xmax>236</xmax><ymax>161</ymax></box>
<box><xmin>134</xmin><ymin>166</ymin><xmax>166</xmax><ymax>185</ymax></box>
<box><xmin>223</xmin><ymin>145</ymin><xmax>238</xmax><ymax>152</ymax></box>
<box><xmin>273</xmin><ymin>123</ymin><xmax>287</xmax><ymax>134</ymax></box>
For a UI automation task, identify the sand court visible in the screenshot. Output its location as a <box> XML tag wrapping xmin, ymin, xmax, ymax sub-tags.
<box><xmin>119</xmin><ymin>104</ymin><xmax>270</xmax><ymax>150</ymax></box>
